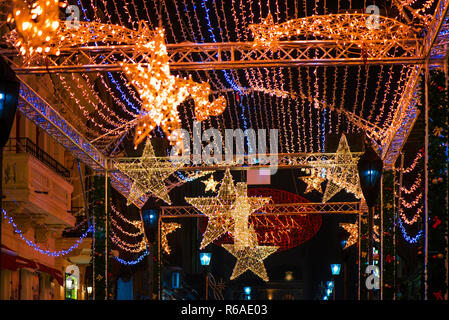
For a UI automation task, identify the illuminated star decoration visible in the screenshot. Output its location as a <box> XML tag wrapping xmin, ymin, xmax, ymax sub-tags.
<box><xmin>185</xmin><ymin>169</ymin><xmax>238</xmax><ymax>249</ymax></box>
<box><xmin>9</xmin><ymin>0</ymin><xmax>62</xmax><ymax>56</ymax></box>
<box><xmin>230</xmin><ymin>183</ymin><xmax>270</xmax><ymax>251</ymax></box>
<box><xmin>321</xmin><ymin>134</ymin><xmax>363</xmax><ymax>202</ymax></box>
<box><xmin>202</xmin><ymin>175</ymin><xmax>220</xmax><ymax>193</ymax></box>
<box><xmin>114</xmin><ymin>138</ymin><xmax>181</xmax><ymax>207</ymax></box>
<box><xmin>121</xmin><ymin>28</ymin><xmax>226</xmax><ymax>149</ymax></box>
<box><xmin>222</xmin><ymin>243</ymin><xmax>278</xmax><ymax>282</ymax></box>
<box><xmin>300</xmin><ymin>171</ymin><xmax>325</xmax><ymax>194</ymax></box>
<box><xmin>161</xmin><ymin>222</ymin><xmax>181</xmax><ymax>255</ymax></box>
<box><xmin>222</xmin><ymin>182</ymin><xmax>276</xmax><ymax>282</ymax></box>
<box><xmin>186</xmin><ymin>169</ymin><xmax>270</xmax><ymax>250</ymax></box>
<box><xmin>249</xmin><ymin>13</ymin><xmax>279</xmax><ymax>48</ymax></box>
<box><xmin>340</xmin><ymin>222</ymin><xmax>358</xmax><ymax>249</ymax></box>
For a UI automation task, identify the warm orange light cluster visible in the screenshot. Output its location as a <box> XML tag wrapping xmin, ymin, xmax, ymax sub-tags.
<box><xmin>8</xmin><ymin>2</ymin><xmax>226</xmax><ymax>149</ymax></box>
<box><xmin>249</xmin><ymin>13</ymin><xmax>417</xmax><ymax>53</ymax></box>
<box><xmin>8</xmin><ymin>0</ymin><xmax>64</xmax><ymax>55</ymax></box>
<box><xmin>123</xmin><ymin>42</ymin><xmax>227</xmax><ymax>148</ymax></box>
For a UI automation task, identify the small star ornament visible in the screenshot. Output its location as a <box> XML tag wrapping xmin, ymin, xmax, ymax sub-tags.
<box><xmin>202</xmin><ymin>175</ymin><xmax>220</xmax><ymax>193</ymax></box>
<box><xmin>300</xmin><ymin>175</ymin><xmax>325</xmax><ymax>194</ymax></box>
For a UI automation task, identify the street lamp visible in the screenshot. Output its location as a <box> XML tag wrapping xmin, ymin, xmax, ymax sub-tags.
<box><xmin>199</xmin><ymin>252</ymin><xmax>212</xmax><ymax>300</ymax></box>
<box><xmin>331</xmin><ymin>264</ymin><xmax>341</xmax><ymax>275</ymax></box>
<box><xmin>357</xmin><ymin>141</ymin><xmax>383</xmax><ymax>300</ymax></box>
<box><xmin>199</xmin><ymin>252</ymin><xmax>212</xmax><ymax>266</ymax></box>
<box><xmin>243</xmin><ymin>286</ymin><xmax>251</xmax><ymax>300</ymax></box>
<box><xmin>87</xmin><ymin>286</ymin><xmax>92</xmax><ymax>300</ymax></box>
<box><xmin>66</xmin><ymin>278</ymin><xmax>73</xmax><ymax>290</ymax></box>
<box><xmin>330</xmin><ymin>264</ymin><xmax>341</xmax><ymax>300</ymax></box>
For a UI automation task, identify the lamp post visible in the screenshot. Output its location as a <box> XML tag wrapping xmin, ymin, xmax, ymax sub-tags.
<box><xmin>357</xmin><ymin>141</ymin><xmax>383</xmax><ymax>300</ymax></box>
<box><xmin>199</xmin><ymin>252</ymin><xmax>212</xmax><ymax>300</ymax></box>
<box><xmin>87</xmin><ymin>286</ymin><xmax>93</xmax><ymax>300</ymax></box>
<box><xmin>330</xmin><ymin>264</ymin><xmax>341</xmax><ymax>300</ymax></box>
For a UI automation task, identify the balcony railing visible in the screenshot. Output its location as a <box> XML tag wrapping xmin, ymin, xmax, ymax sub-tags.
<box><xmin>3</xmin><ymin>138</ymin><xmax>71</xmax><ymax>179</ymax></box>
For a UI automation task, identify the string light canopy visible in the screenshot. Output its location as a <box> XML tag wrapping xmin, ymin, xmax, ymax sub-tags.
<box><xmin>4</xmin><ymin>0</ymin><xmax>430</xmax><ymax>164</ymax></box>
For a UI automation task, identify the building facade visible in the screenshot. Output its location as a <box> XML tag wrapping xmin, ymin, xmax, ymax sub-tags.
<box><xmin>1</xmin><ymin>76</ymin><xmax>93</xmax><ymax>300</ymax></box>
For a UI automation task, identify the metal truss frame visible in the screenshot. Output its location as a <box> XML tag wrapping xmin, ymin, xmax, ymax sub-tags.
<box><xmin>3</xmin><ymin>1</ymin><xmax>449</xmax><ymax>202</ymax></box>
<box><xmin>382</xmin><ymin>0</ymin><xmax>449</xmax><ymax>169</ymax></box>
<box><xmin>17</xmin><ymin>79</ymin><xmax>151</xmax><ymax>208</ymax></box>
<box><xmin>160</xmin><ymin>201</ymin><xmax>363</xmax><ymax>218</ymax></box>
<box><xmin>1</xmin><ymin>39</ymin><xmax>425</xmax><ymax>74</ymax></box>
<box><xmin>111</xmin><ymin>151</ymin><xmax>363</xmax><ymax>172</ymax></box>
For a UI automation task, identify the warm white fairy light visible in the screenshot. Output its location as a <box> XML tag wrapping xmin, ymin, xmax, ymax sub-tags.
<box><xmin>161</xmin><ymin>222</ymin><xmax>181</xmax><ymax>255</ymax></box>
<box><xmin>230</xmin><ymin>183</ymin><xmax>270</xmax><ymax>251</ymax></box>
<box><xmin>9</xmin><ymin>0</ymin><xmax>64</xmax><ymax>56</ymax></box>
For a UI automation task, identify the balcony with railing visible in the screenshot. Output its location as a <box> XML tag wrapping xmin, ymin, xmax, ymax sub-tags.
<box><xmin>2</xmin><ymin>137</ymin><xmax>75</xmax><ymax>227</ymax></box>
<box><xmin>3</xmin><ymin>138</ymin><xmax>70</xmax><ymax>179</ymax></box>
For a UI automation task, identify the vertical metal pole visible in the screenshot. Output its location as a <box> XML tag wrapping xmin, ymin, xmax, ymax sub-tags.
<box><xmin>380</xmin><ymin>175</ymin><xmax>384</xmax><ymax>300</ymax></box>
<box><xmin>104</xmin><ymin>163</ymin><xmax>108</xmax><ymax>300</ymax></box>
<box><xmin>395</xmin><ymin>154</ymin><xmax>405</xmax><ymax>300</ymax></box>
<box><xmin>444</xmin><ymin>57</ymin><xmax>449</xmax><ymax>301</ymax></box>
<box><xmin>92</xmin><ymin>214</ymin><xmax>95</xmax><ymax>300</ymax></box>
<box><xmin>0</xmin><ymin>147</ymin><xmax>3</xmax><ymax>295</ymax></box>
<box><xmin>358</xmin><ymin>209</ymin><xmax>361</xmax><ymax>300</ymax></box>
<box><xmin>158</xmin><ymin>211</ymin><xmax>162</xmax><ymax>300</ymax></box>
<box><xmin>368</xmin><ymin>206</ymin><xmax>374</xmax><ymax>300</ymax></box>
<box><xmin>205</xmin><ymin>272</ymin><xmax>209</xmax><ymax>300</ymax></box>
<box><xmin>424</xmin><ymin>60</ymin><xmax>429</xmax><ymax>300</ymax></box>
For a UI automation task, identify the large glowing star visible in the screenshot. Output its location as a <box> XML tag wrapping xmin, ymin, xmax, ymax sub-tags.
<box><xmin>230</xmin><ymin>184</ymin><xmax>270</xmax><ymax>251</ymax></box>
<box><xmin>114</xmin><ymin>139</ymin><xmax>181</xmax><ymax>206</ymax></box>
<box><xmin>186</xmin><ymin>169</ymin><xmax>270</xmax><ymax>249</ymax></box>
<box><xmin>222</xmin><ymin>244</ymin><xmax>278</xmax><ymax>282</ymax></box>
<box><xmin>322</xmin><ymin>134</ymin><xmax>363</xmax><ymax>202</ymax></box>
<box><xmin>185</xmin><ymin>169</ymin><xmax>238</xmax><ymax>249</ymax></box>
<box><xmin>121</xmin><ymin>28</ymin><xmax>226</xmax><ymax>149</ymax></box>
